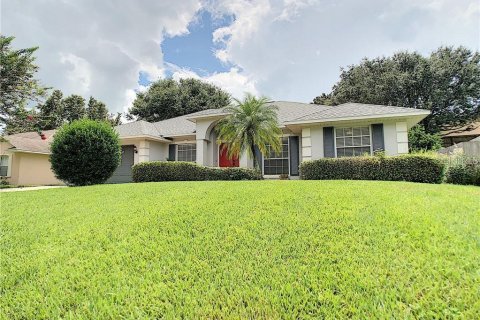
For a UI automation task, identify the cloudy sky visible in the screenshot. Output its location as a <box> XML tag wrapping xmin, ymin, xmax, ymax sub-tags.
<box><xmin>3</xmin><ymin>0</ymin><xmax>479</xmax><ymax>113</ymax></box>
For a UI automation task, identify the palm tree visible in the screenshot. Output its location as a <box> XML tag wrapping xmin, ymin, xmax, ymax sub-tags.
<box><xmin>216</xmin><ymin>93</ymin><xmax>282</xmax><ymax>169</ymax></box>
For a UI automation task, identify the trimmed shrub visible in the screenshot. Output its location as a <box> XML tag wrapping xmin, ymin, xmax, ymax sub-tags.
<box><xmin>446</xmin><ymin>157</ymin><xmax>480</xmax><ymax>186</ymax></box>
<box><xmin>132</xmin><ymin>161</ymin><xmax>262</xmax><ymax>182</ymax></box>
<box><xmin>50</xmin><ymin>119</ymin><xmax>121</xmax><ymax>186</ymax></box>
<box><xmin>300</xmin><ymin>154</ymin><xmax>446</xmax><ymax>184</ymax></box>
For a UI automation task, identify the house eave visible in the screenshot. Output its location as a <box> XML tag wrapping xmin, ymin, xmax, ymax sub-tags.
<box><xmin>10</xmin><ymin>148</ymin><xmax>51</xmax><ymax>155</ymax></box>
<box><xmin>186</xmin><ymin>113</ymin><xmax>230</xmax><ymax>123</ymax></box>
<box><xmin>162</xmin><ymin>133</ymin><xmax>196</xmax><ymax>138</ymax></box>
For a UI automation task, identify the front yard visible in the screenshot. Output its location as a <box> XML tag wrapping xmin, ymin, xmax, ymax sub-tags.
<box><xmin>1</xmin><ymin>181</ymin><xmax>479</xmax><ymax>318</ymax></box>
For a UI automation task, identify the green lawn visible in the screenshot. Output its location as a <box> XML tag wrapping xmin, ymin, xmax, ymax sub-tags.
<box><xmin>1</xmin><ymin>181</ymin><xmax>479</xmax><ymax>319</ymax></box>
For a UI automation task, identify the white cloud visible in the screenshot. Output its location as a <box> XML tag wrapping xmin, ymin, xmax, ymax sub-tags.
<box><xmin>3</xmin><ymin>0</ymin><xmax>479</xmax><ymax>113</ymax></box>
<box><xmin>3</xmin><ymin>0</ymin><xmax>201</xmax><ymax>112</ymax></box>
<box><xmin>169</xmin><ymin>64</ymin><xmax>258</xmax><ymax>99</ymax></box>
<box><xmin>210</xmin><ymin>0</ymin><xmax>480</xmax><ymax>102</ymax></box>
<box><xmin>206</xmin><ymin>68</ymin><xmax>258</xmax><ymax>99</ymax></box>
<box><xmin>59</xmin><ymin>53</ymin><xmax>92</xmax><ymax>95</ymax></box>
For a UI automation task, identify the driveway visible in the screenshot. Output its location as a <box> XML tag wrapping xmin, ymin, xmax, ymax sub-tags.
<box><xmin>0</xmin><ymin>186</ymin><xmax>66</xmax><ymax>193</ymax></box>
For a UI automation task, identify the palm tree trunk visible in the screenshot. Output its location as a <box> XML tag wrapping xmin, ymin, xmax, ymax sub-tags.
<box><xmin>250</xmin><ymin>144</ymin><xmax>258</xmax><ymax>170</ymax></box>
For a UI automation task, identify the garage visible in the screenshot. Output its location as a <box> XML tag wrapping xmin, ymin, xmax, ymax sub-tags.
<box><xmin>107</xmin><ymin>145</ymin><xmax>135</xmax><ymax>183</ymax></box>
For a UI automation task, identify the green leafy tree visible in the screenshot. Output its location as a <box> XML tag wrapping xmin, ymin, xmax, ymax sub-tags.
<box><xmin>0</xmin><ymin>36</ymin><xmax>45</xmax><ymax>125</ymax></box>
<box><xmin>408</xmin><ymin>125</ymin><xmax>443</xmax><ymax>152</ymax></box>
<box><xmin>62</xmin><ymin>94</ymin><xmax>86</xmax><ymax>122</ymax></box>
<box><xmin>108</xmin><ymin>112</ymin><xmax>122</xmax><ymax>126</ymax></box>
<box><xmin>312</xmin><ymin>93</ymin><xmax>335</xmax><ymax>106</ymax></box>
<box><xmin>128</xmin><ymin>78</ymin><xmax>231</xmax><ymax>122</ymax></box>
<box><xmin>50</xmin><ymin>119</ymin><xmax>121</xmax><ymax>186</ymax></box>
<box><xmin>427</xmin><ymin>47</ymin><xmax>480</xmax><ymax>131</ymax></box>
<box><xmin>38</xmin><ymin>89</ymin><xmax>64</xmax><ymax>129</ymax></box>
<box><xmin>215</xmin><ymin>94</ymin><xmax>282</xmax><ymax>169</ymax></box>
<box><xmin>313</xmin><ymin>47</ymin><xmax>480</xmax><ymax>133</ymax></box>
<box><xmin>87</xmin><ymin>96</ymin><xmax>109</xmax><ymax>121</ymax></box>
<box><xmin>4</xmin><ymin>106</ymin><xmax>38</xmax><ymax>134</ymax></box>
<box><xmin>86</xmin><ymin>96</ymin><xmax>122</xmax><ymax>126</ymax></box>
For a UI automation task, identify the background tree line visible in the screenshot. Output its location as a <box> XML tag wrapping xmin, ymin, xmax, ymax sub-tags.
<box><xmin>1</xmin><ymin>35</ymin><xmax>230</xmax><ymax>135</ymax></box>
<box><xmin>313</xmin><ymin>47</ymin><xmax>480</xmax><ymax>150</ymax></box>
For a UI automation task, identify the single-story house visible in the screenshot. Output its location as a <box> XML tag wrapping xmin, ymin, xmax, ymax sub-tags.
<box><xmin>0</xmin><ymin>130</ymin><xmax>62</xmax><ymax>185</ymax></box>
<box><xmin>441</xmin><ymin>121</ymin><xmax>480</xmax><ymax>147</ymax></box>
<box><xmin>0</xmin><ymin>101</ymin><xmax>430</xmax><ymax>185</ymax></box>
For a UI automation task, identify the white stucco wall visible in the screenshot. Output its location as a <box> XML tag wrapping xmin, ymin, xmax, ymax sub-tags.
<box><xmin>195</xmin><ymin>118</ymin><xmax>217</xmax><ymax>166</ymax></box>
<box><xmin>383</xmin><ymin>122</ymin><xmax>397</xmax><ymax>155</ymax></box>
<box><xmin>301</xmin><ymin>128</ymin><xmax>311</xmax><ymax>162</ymax></box>
<box><xmin>121</xmin><ymin>138</ymin><xmax>170</xmax><ymax>164</ymax></box>
<box><xmin>310</xmin><ymin>126</ymin><xmax>324</xmax><ymax>160</ymax></box>
<box><xmin>202</xmin><ymin>130</ymin><xmax>214</xmax><ymax>167</ymax></box>
<box><xmin>395</xmin><ymin>121</ymin><xmax>409</xmax><ymax>154</ymax></box>
<box><xmin>149</xmin><ymin>141</ymin><xmax>169</xmax><ymax>161</ymax></box>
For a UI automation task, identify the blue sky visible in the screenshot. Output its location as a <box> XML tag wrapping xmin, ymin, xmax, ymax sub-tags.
<box><xmin>3</xmin><ymin>0</ymin><xmax>479</xmax><ymax>112</ymax></box>
<box><xmin>162</xmin><ymin>11</ymin><xmax>233</xmax><ymax>78</ymax></box>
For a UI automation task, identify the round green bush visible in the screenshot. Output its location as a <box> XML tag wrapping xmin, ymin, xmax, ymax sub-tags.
<box><xmin>50</xmin><ymin>119</ymin><xmax>121</xmax><ymax>186</ymax></box>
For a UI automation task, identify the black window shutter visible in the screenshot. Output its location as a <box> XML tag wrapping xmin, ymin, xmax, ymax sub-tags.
<box><xmin>168</xmin><ymin>144</ymin><xmax>176</xmax><ymax>161</ymax></box>
<box><xmin>289</xmin><ymin>136</ymin><xmax>300</xmax><ymax>176</ymax></box>
<box><xmin>323</xmin><ymin>127</ymin><xmax>335</xmax><ymax>158</ymax></box>
<box><xmin>371</xmin><ymin>124</ymin><xmax>385</xmax><ymax>153</ymax></box>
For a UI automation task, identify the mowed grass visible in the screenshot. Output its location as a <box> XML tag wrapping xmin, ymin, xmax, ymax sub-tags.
<box><xmin>1</xmin><ymin>181</ymin><xmax>479</xmax><ymax>319</ymax></box>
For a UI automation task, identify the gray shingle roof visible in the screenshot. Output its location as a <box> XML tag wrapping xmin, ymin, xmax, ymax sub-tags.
<box><xmin>185</xmin><ymin>101</ymin><xmax>330</xmax><ymax>124</ymax></box>
<box><xmin>3</xmin><ymin>130</ymin><xmax>56</xmax><ymax>154</ymax></box>
<box><xmin>115</xmin><ymin>120</ymin><xmax>162</xmax><ymax>138</ymax></box>
<box><xmin>185</xmin><ymin>108</ymin><xmax>230</xmax><ymax>118</ymax></box>
<box><xmin>116</xmin><ymin>101</ymin><xmax>430</xmax><ymax>138</ymax></box>
<box><xmin>268</xmin><ymin>101</ymin><xmax>330</xmax><ymax>124</ymax></box>
<box><xmin>288</xmin><ymin>102</ymin><xmax>430</xmax><ymax>123</ymax></box>
<box><xmin>153</xmin><ymin>115</ymin><xmax>196</xmax><ymax>136</ymax></box>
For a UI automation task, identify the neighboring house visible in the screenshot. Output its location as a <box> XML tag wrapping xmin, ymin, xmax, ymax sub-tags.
<box><xmin>0</xmin><ymin>101</ymin><xmax>430</xmax><ymax>185</ymax></box>
<box><xmin>441</xmin><ymin>121</ymin><xmax>480</xmax><ymax>147</ymax></box>
<box><xmin>0</xmin><ymin>130</ymin><xmax>62</xmax><ymax>186</ymax></box>
<box><xmin>438</xmin><ymin>135</ymin><xmax>480</xmax><ymax>157</ymax></box>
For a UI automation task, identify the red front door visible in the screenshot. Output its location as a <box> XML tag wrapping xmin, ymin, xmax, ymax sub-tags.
<box><xmin>219</xmin><ymin>144</ymin><xmax>239</xmax><ymax>167</ymax></box>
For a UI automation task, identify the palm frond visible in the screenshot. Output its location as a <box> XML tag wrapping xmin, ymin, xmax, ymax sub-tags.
<box><xmin>215</xmin><ymin>93</ymin><xmax>282</xmax><ymax>167</ymax></box>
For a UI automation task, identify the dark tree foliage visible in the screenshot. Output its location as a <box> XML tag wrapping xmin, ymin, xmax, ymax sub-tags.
<box><xmin>0</xmin><ymin>36</ymin><xmax>45</xmax><ymax>125</ymax></box>
<box><xmin>408</xmin><ymin>125</ymin><xmax>443</xmax><ymax>152</ymax></box>
<box><xmin>87</xmin><ymin>96</ymin><xmax>109</xmax><ymax>121</ymax></box>
<box><xmin>62</xmin><ymin>95</ymin><xmax>86</xmax><ymax>122</ymax></box>
<box><xmin>4</xmin><ymin>106</ymin><xmax>38</xmax><ymax>134</ymax></box>
<box><xmin>32</xmin><ymin>91</ymin><xmax>121</xmax><ymax>132</ymax></box>
<box><xmin>108</xmin><ymin>112</ymin><xmax>122</xmax><ymax>126</ymax></box>
<box><xmin>128</xmin><ymin>78</ymin><xmax>231</xmax><ymax>122</ymax></box>
<box><xmin>37</xmin><ymin>89</ymin><xmax>64</xmax><ymax>130</ymax></box>
<box><xmin>50</xmin><ymin>119</ymin><xmax>121</xmax><ymax>186</ymax></box>
<box><xmin>87</xmin><ymin>97</ymin><xmax>121</xmax><ymax>126</ymax></box>
<box><xmin>312</xmin><ymin>93</ymin><xmax>335</xmax><ymax>106</ymax></box>
<box><xmin>313</xmin><ymin>47</ymin><xmax>480</xmax><ymax>133</ymax></box>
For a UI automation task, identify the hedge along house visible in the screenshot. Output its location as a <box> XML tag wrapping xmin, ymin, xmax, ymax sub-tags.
<box><xmin>0</xmin><ymin>101</ymin><xmax>429</xmax><ymax>185</ymax></box>
<box><xmin>109</xmin><ymin>101</ymin><xmax>430</xmax><ymax>182</ymax></box>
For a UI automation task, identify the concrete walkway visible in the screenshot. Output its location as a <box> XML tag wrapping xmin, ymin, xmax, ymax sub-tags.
<box><xmin>0</xmin><ymin>186</ymin><xmax>66</xmax><ymax>193</ymax></box>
